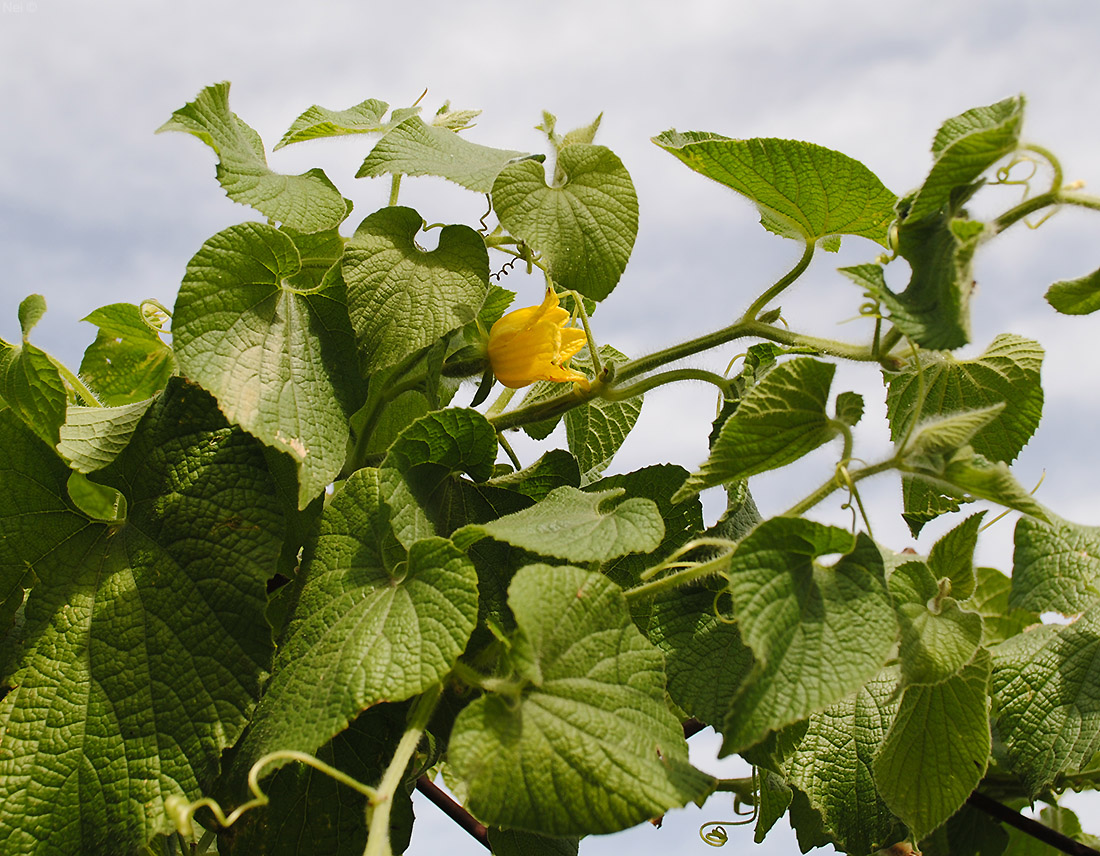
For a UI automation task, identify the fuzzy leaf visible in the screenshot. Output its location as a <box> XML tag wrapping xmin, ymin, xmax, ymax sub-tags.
<box><xmin>1011</xmin><ymin>515</ymin><xmax>1100</xmax><ymax>615</ymax></box>
<box><xmin>448</xmin><ymin>565</ymin><xmax>714</xmax><ymax>835</ymax></box>
<box><xmin>492</xmin><ymin>144</ymin><xmax>638</xmax><ymax>300</ymax></box>
<box><xmin>78</xmin><ymin>303</ymin><xmax>175</xmax><ymax>405</ymax></box>
<box><xmin>0</xmin><ymin>379</ymin><xmax>282</xmax><ymax>855</ymax></box>
<box><xmin>358</xmin><ymin>116</ymin><xmax>535</xmax><ymax>192</ymax></box>
<box><xmin>233</xmin><ymin>467</ymin><xmax>477</xmax><ymax>773</ymax></box>
<box><xmin>873</xmin><ymin>650</ymin><xmax>992</xmax><ymax>840</ymax></box>
<box><xmin>173</xmin><ymin>222</ymin><xmax>362</xmax><ymax>508</ymax></box>
<box><xmin>1046</xmin><ymin>267</ymin><xmax>1100</xmax><ymax>316</ymax></box>
<box><xmin>653</xmin><ymin>131</ymin><xmax>897</xmax><ymax>246</ymax></box>
<box><xmin>454</xmin><ymin>485</ymin><xmax>663</xmax><ymax>563</ymax></box>
<box><xmin>675</xmin><ymin>357</ymin><xmax>838</xmax><ymax>501</ymax></box>
<box><xmin>719</xmin><ymin>519</ymin><xmax>896</xmax><ymax>753</ymax></box>
<box><xmin>343</xmin><ymin>206</ymin><xmax>488</xmax><ymax>372</ymax></box>
<box><xmin>158</xmin><ymin>81</ymin><xmax>347</xmax><ymax>231</ymax></box>
<box><xmin>991</xmin><ymin>607</ymin><xmax>1100</xmax><ymax>796</ymax></box>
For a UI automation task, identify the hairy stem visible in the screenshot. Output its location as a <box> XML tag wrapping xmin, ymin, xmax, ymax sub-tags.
<box><xmin>365</xmin><ymin>686</ymin><xmax>441</xmax><ymax>856</ymax></box>
<box><xmin>742</xmin><ymin>240</ymin><xmax>815</xmax><ymax>322</ymax></box>
<box><xmin>781</xmin><ymin>457</ymin><xmax>899</xmax><ymax>518</ymax></box>
<box><xmin>600</xmin><ymin>368</ymin><xmax>734</xmax><ymax>401</ymax></box>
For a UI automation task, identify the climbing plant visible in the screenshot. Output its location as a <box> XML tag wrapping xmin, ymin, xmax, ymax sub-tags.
<box><xmin>3</xmin><ymin>83</ymin><xmax>1100</xmax><ymax>856</ymax></box>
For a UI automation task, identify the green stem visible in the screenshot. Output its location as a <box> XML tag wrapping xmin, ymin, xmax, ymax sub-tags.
<box><xmin>742</xmin><ymin>240</ymin><xmax>815</xmax><ymax>322</ymax></box>
<box><xmin>600</xmin><ymin>368</ymin><xmax>734</xmax><ymax>401</ymax></box>
<box><xmin>567</xmin><ymin>289</ymin><xmax>603</xmax><ymax>376</ymax></box>
<box><xmin>489</xmin><ymin>316</ymin><xmax>880</xmax><ymax>433</ymax></box>
<box><xmin>1021</xmin><ymin>143</ymin><xmax>1064</xmax><ymax>192</ymax></box>
<box><xmin>388</xmin><ymin>175</ymin><xmax>402</xmax><ymax>207</ymax></box>
<box><xmin>714</xmin><ymin>776</ymin><xmax>758</xmax><ymax>802</ymax></box>
<box><xmin>991</xmin><ymin>189</ymin><xmax>1061</xmax><ymax>233</ymax></box>
<box><xmin>487</xmin><ymin>383</ymin><xmax>592</xmax><ymax>432</ymax></box>
<box><xmin>1061</xmin><ymin>192</ymin><xmax>1100</xmax><ymax>214</ymax></box>
<box><xmin>484</xmin><ymin>386</ymin><xmax>517</xmax><ymax>419</ymax></box>
<box><xmin>365</xmin><ymin>686</ymin><xmax>441</xmax><ymax>856</ymax></box>
<box><xmin>623</xmin><ymin>552</ymin><xmax>732</xmax><ymax>601</ymax></box>
<box><xmin>877</xmin><ymin>326</ymin><xmax>903</xmax><ymax>359</ymax></box>
<box><xmin>497</xmin><ymin>431</ymin><xmax>522</xmax><ymax>470</ymax></box>
<box><xmin>781</xmin><ymin>457</ymin><xmax>898</xmax><ymax>518</ymax></box>
<box><xmin>47</xmin><ymin>355</ymin><xmax>101</xmax><ymax>406</ymax></box>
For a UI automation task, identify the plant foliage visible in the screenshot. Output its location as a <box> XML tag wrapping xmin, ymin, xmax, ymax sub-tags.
<box><xmin>4</xmin><ymin>81</ymin><xmax>1100</xmax><ymax>856</ymax></box>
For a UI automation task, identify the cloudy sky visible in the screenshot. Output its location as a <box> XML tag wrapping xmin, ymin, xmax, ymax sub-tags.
<box><xmin>4</xmin><ymin>1</ymin><xmax>1100</xmax><ymax>853</ymax></box>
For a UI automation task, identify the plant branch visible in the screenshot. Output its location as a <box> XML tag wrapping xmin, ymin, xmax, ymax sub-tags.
<box><xmin>599</xmin><ymin>368</ymin><xmax>734</xmax><ymax>401</ymax></box>
<box><xmin>781</xmin><ymin>457</ymin><xmax>899</xmax><ymax>518</ymax></box>
<box><xmin>416</xmin><ymin>775</ymin><xmax>490</xmax><ymax>851</ymax></box>
<box><xmin>967</xmin><ymin>791</ymin><xmax>1100</xmax><ymax>856</ymax></box>
<box><xmin>47</xmin><ymin>354</ymin><xmax>102</xmax><ymax>407</ymax></box>
<box><xmin>742</xmin><ymin>240</ymin><xmax>815</xmax><ymax>321</ymax></box>
<box><xmin>365</xmin><ymin>686</ymin><xmax>441</xmax><ymax>856</ymax></box>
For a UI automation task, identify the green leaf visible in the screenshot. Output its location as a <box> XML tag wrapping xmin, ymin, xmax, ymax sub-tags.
<box><xmin>652</xmin><ymin>131</ymin><xmax>897</xmax><ymax>246</ymax></box>
<box><xmin>173</xmin><ymin>222</ymin><xmax>362</xmax><ymax>508</ymax></box>
<box><xmin>593</xmin><ymin>464</ymin><xmax>704</xmax><ymax>629</ymax></box>
<box><xmin>991</xmin><ymin>607</ymin><xmax>1100</xmax><ymax>796</ymax></box>
<box><xmin>275</xmin><ymin>97</ymin><xmax>393</xmax><ymax>149</ymax></box>
<box><xmin>674</xmin><ymin>357</ymin><xmax>838</xmax><ymax>502</ymax></box>
<box><xmin>448</xmin><ymin>564</ymin><xmax>714</xmax><ymax>835</ymax></box>
<box><xmin>78</xmin><ymin>303</ymin><xmax>175</xmax><ymax>405</ymax></box>
<box><xmin>0</xmin><ymin>334</ymin><xmax>66</xmax><ymax>448</ymax></box>
<box><xmin>909</xmin><ymin>448</ymin><xmax>1049</xmax><ymax>522</ymax></box>
<box><xmin>1046</xmin><ymin>267</ymin><xmax>1100</xmax><ymax>315</ymax></box>
<box><xmin>381</xmin><ymin>408</ymin><xmax>498</xmax><ymax>523</ymax></box>
<box><xmin>720</xmin><ymin>519</ymin><xmax>897</xmax><ymax>753</ymax></box>
<box><xmin>842</xmin><ymin>209</ymin><xmax>986</xmax><ymax>350</ymax></box>
<box><xmin>343</xmin><ymin>206</ymin><xmax>489</xmax><ymax>372</ymax></box>
<box><xmin>965</xmin><ymin>566</ymin><xmax>1039</xmax><ymax>647</ymax></box>
<box><xmin>1011</xmin><ymin>515</ymin><xmax>1100</xmax><ymax>615</ymax></box>
<box><xmin>648</xmin><ymin>586</ymin><xmax>754</xmax><ymax>726</ymax></box>
<box><xmin>902</xmin><ymin>404</ymin><xmax>1006</xmax><ymax>458</ymax></box>
<box><xmin>907</xmin><ymin>96</ymin><xmax>1025</xmax><ymax>222</ymax></box>
<box><xmin>17</xmin><ymin>294</ymin><xmax>47</xmax><ymax>337</ymax></box>
<box><xmin>754</xmin><ymin>769</ymin><xmax>794</xmax><ymax>843</ymax></box>
<box><xmin>885</xmin><ymin>334</ymin><xmax>1043</xmax><ymax>463</ymax></box>
<box><xmin>873</xmin><ymin>649</ymin><xmax>992</xmax><ymax>840</ymax></box>
<box><xmin>899</xmin><ymin>476</ymin><xmax>965</xmax><ymax>538</ymax></box>
<box><xmin>233</xmin><ymin>467</ymin><xmax>477</xmax><ymax>776</ymax></box>
<box><xmin>220</xmin><ymin>705</ymin><xmax>410</xmax><ymax>856</ymax></box>
<box><xmin>56</xmin><ymin>399</ymin><xmax>154</xmax><ymax>473</ymax></box>
<box><xmin>487</xmin><ymin>828</ymin><xmax>580</xmax><ymax>856</ymax></box>
<box><xmin>357</xmin><ymin>116</ymin><xmax>537</xmax><ymax>192</ymax></box>
<box><xmin>566</xmin><ymin>346</ymin><xmax>642</xmax><ymax>483</ymax></box>
<box><xmin>0</xmin><ymin>378</ymin><xmax>283</xmax><ymax>855</ymax></box>
<box><xmin>492</xmin><ymin>144</ymin><xmax>638</xmax><ymax>300</ymax></box>
<box><xmin>485</xmin><ymin>449</ymin><xmax>581</xmax><ymax>501</ymax></box>
<box><xmin>897</xmin><ymin>599</ymin><xmax>983</xmax><ymax>687</ymax></box>
<box><xmin>835</xmin><ymin>390</ymin><xmax>864</xmax><ymax>427</ymax></box>
<box><xmin>928</xmin><ymin>513</ymin><xmax>985</xmax><ymax>600</ymax></box>
<box><xmin>157</xmin><ymin>81</ymin><xmax>348</xmax><ymax>232</ymax></box>
<box><xmin>454</xmin><ymin>485</ymin><xmax>664</xmax><ymax>563</ymax></box>
<box><xmin>783</xmin><ymin>667</ymin><xmax>905</xmax><ymax>855</ymax></box>
<box><xmin>65</xmin><ymin>471</ymin><xmax>125</xmax><ymax>521</ymax></box>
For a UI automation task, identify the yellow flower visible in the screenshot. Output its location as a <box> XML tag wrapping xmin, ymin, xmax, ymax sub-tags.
<box><xmin>488</xmin><ymin>288</ymin><xmax>590</xmax><ymax>389</ymax></box>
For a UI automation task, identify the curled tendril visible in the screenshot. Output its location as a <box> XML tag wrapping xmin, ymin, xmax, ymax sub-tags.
<box><xmin>836</xmin><ymin>459</ymin><xmax>874</xmax><ymax>538</ymax></box>
<box><xmin>712</xmin><ymin>588</ymin><xmax>738</xmax><ymax>626</ymax></box>
<box><xmin>699</xmin><ymin>773</ymin><xmax>760</xmax><ymax>845</ymax></box>
<box><xmin>164</xmin><ymin>750</ymin><xmax>376</xmax><ymax>839</ymax></box>
<box><xmin>139</xmin><ymin>299</ymin><xmax>172</xmax><ymax>332</ymax></box>
<box><xmin>491</xmin><ymin>256</ymin><xmax>519</xmax><ymax>281</ymax></box>
<box><xmin>478</xmin><ymin>194</ymin><xmax>492</xmax><ymax>234</ymax></box>
<box><xmin>994</xmin><ymin>155</ymin><xmax>1039</xmax><ymax>188</ymax></box>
